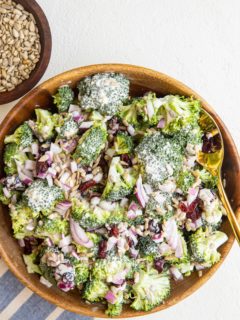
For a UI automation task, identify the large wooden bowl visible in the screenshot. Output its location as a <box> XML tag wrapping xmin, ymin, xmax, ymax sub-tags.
<box><xmin>0</xmin><ymin>0</ymin><xmax>52</xmax><ymax>105</ymax></box>
<box><xmin>0</xmin><ymin>64</ymin><xmax>239</xmax><ymax>318</ymax></box>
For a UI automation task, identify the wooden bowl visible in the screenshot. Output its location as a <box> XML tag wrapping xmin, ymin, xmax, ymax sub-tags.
<box><xmin>0</xmin><ymin>0</ymin><xmax>52</xmax><ymax>105</ymax></box>
<box><xmin>0</xmin><ymin>64</ymin><xmax>239</xmax><ymax>318</ymax></box>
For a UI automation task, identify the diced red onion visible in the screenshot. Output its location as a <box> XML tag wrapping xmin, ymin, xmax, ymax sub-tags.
<box><xmin>152</xmin><ymin>233</ymin><xmax>164</xmax><ymax>243</ymax></box>
<box><xmin>187</xmin><ymin>187</ymin><xmax>199</xmax><ymax>205</ymax></box>
<box><xmin>72</xmin><ymin>111</ymin><xmax>84</xmax><ymax>123</ymax></box>
<box><xmin>128</xmin><ymin>201</ymin><xmax>138</xmax><ymax>211</ymax></box>
<box><xmin>50</xmin><ymin>143</ymin><xmax>61</xmax><ymax>154</ymax></box>
<box><xmin>93</xmin><ymin>172</ymin><xmax>103</xmax><ymax>183</ymax></box>
<box><xmin>70</xmin><ymin>218</ymin><xmax>93</xmax><ymax>248</ymax></box>
<box><xmin>61</xmin><ymin>183</ymin><xmax>71</xmax><ymax>192</ymax></box>
<box><xmin>195</xmin><ymin>263</ymin><xmax>206</xmax><ymax>271</ymax></box>
<box><xmin>111</xmin><ymin>269</ymin><xmax>128</xmax><ymax>285</ymax></box>
<box><xmin>105</xmin><ymin>291</ymin><xmax>117</xmax><ymax>304</ymax></box>
<box><xmin>45</xmin><ymin>151</ymin><xmax>53</xmax><ymax>165</ymax></box>
<box><xmin>61</xmin><ymin>139</ymin><xmax>78</xmax><ymax>153</ymax></box>
<box><xmin>31</xmin><ymin>142</ymin><xmax>39</xmax><ymax>157</ymax></box>
<box><xmin>69</xmin><ymin>104</ymin><xmax>81</xmax><ymax>113</ymax></box>
<box><xmin>55</xmin><ymin>201</ymin><xmax>72</xmax><ymax>215</ymax></box>
<box><xmin>47</xmin><ymin>167</ymin><xmax>57</xmax><ymax>177</ymax></box>
<box><xmin>59</xmin><ymin>235</ymin><xmax>72</xmax><ymax>248</ymax></box>
<box><xmin>170</xmin><ymin>267</ymin><xmax>183</xmax><ymax>281</ymax></box>
<box><xmin>157</xmin><ymin>118</ymin><xmax>166</xmax><ymax>128</ymax></box>
<box><xmin>175</xmin><ymin>237</ymin><xmax>184</xmax><ymax>258</ymax></box>
<box><xmin>18</xmin><ymin>171</ymin><xmax>33</xmax><ymax>185</ymax></box>
<box><xmin>127</xmin><ymin>229</ymin><xmax>138</xmax><ymax>246</ymax></box>
<box><xmin>135</xmin><ymin>175</ymin><xmax>149</xmax><ymax>208</ymax></box>
<box><xmin>106</xmin><ymin>236</ymin><xmax>118</xmax><ymax>251</ymax></box>
<box><xmin>146</xmin><ymin>100</ymin><xmax>154</xmax><ymax>118</ymax></box>
<box><xmin>46</xmin><ymin>175</ymin><xmax>53</xmax><ymax>187</ymax></box>
<box><xmin>3</xmin><ymin>187</ymin><xmax>11</xmax><ymax>198</ymax></box>
<box><xmin>79</xmin><ymin>121</ymin><xmax>93</xmax><ymax>129</ymax></box>
<box><xmin>129</xmin><ymin>247</ymin><xmax>139</xmax><ymax>258</ymax></box>
<box><xmin>24</xmin><ymin>160</ymin><xmax>36</xmax><ymax>171</ymax></box>
<box><xmin>127</xmin><ymin>125</ymin><xmax>135</xmax><ymax>136</ymax></box>
<box><xmin>60</xmin><ymin>172</ymin><xmax>70</xmax><ymax>184</ymax></box>
<box><xmin>127</xmin><ymin>210</ymin><xmax>137</xmax><ymax>219</ymax></box>
<box><xmin>61</xmin><ymin>245</ymin><xmax>73</xmax><ymax>254</ymax></box>
<box><xmin>159</xmin><ymin>242</ymin><xmax>171</xmax><ymax>255</ymax></box>
<box><xmin>120</xmin><ymin>198</ymin><xmax>128</xmax><ymax>207</ymax></box>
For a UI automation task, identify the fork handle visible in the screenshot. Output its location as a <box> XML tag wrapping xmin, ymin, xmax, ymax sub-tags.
<box><xmin>218</xmin><ymin>179</ymin><xmax>240</xmax><ymax>245</ymax></box>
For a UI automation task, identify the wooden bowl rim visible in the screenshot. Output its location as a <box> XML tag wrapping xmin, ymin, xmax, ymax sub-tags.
<box><xmin>0</xmin><ymin>0</ymin><xmax>52</xmax><ymax>105</ymax></box>
<box><xmin>0</xmin><ymin>63</ymin><xmax>239</xmax><ymax>318</ymax></box>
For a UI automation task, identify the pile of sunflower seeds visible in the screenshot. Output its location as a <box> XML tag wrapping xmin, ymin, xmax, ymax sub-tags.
<box><xmin>0</xmin><ymin>0</ymin><xmax>41</xmax><ymax>92</ymax></box>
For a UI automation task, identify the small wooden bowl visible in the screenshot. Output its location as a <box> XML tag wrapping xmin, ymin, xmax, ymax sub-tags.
<box><xmin>0</xmin><ymin>64</ymin><xmax>239</xmax><ymax>318</ymax></box>
<box><xmin>0</xmin><ymin>0</ymin><xmax>52</xmax><ymax>105</ymax></box>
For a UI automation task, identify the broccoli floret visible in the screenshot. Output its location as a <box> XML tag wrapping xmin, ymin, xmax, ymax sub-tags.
<box><xmin>35</xmin><ymin>217</ymin><xmax>69</xmax><ymax>244</ymax></box>
<box><xmin>4</xmin><ymin>122</ymin><xmax>33</xmax><ymax>148</ymax></box>
<box><xmin>9</xmin><ymin>201</ymin><xmax>38</xmax><ymax>239</ymax></box>
<box><xmin>114</xmin><ymin>132</ymin><xmax>133</xmax><ymax>155</ymax></box>
<box><xmin>23</xmin><ymin>179</ymin><xmax>64</xmax><ymax>215</ymax></box>
<box><xmin>157</xmin><ymin>95</ymin><xmax>200</xmax><ymax>135</ymax></box>
<box><xmin>29</xmin><ymin>109</ymin><xmax>56</xmax><ymax>142</ymax></box>
<box><xmin>131</xmin><ymin>269</ymin><xmax>170</xmax><ymax>311</ymax></box>
<box><xmin>53</xmin><ymin>85</ymin><xmax>74</xmax><ymax>113</ymax></box>
<box><xmin>39</xmin><ymin>247</ymin><xmax>60</xmax><ymax>284</ymax></box>
<box><xmin>199</xmin><ymin>168</ymin><xmax>218</xmax><ymax>189</ymax></box>
<box><xmin>189</xmin><ymin>227</ymin><xmax>228</xmax><ymax>267</ymax></box>
<box><xmin>118</xmin><ymin>98</ymin><xmax>144</xmax><ymax>127</ymax></box>
<box><xmin>201</xmin><ymin>196</ymin><xmax>225</xmax><ymax>230</ymax></box>
<box><xmin>83</xmin><ymin>278</ymin><xmax>109</xmax><ymax>302</ymax></box>
<box><xmin>23</xmin><ymin>251</ymin><xmax>41</xmax><ymax>274</ymax></box>
<box><xmin>71</xmin><ymin>198</ymin><xmax>111</xmax><ymax>229</ymax></box>
<box><xmin>3</xmin><ymin>143</ymin><xmax>28</xmax><ymax>175</ymax></box>
<box><xmin>73</xmin><ymin>123</ymin><xmax>107</xmax><ymax>165</ymax></box>
<box><xmin>176</xmin><ymin>170</ymin><xmax>195</xmax><ymax>194</ymax></box>
<box><xmin>92</xmin><ymin>255</ymin><xmax>135</xmax><ymax>282</ymax></box>
<box><xmin>137</xmin><ymin>236</ymin><xmax>159</xmax><ymax>258</ymax></box>
<box><xmin>106</xmin><ymin>301</ymin><xmax>123</xmax><ymax>317</ymax></box>
<box><xmin>0</xmin><ymin>183</ymin><xmax>19</xmax><ymax>205</ymax></box>
<box><xmin>173</xmin><ymin>260</ymin><xmax>194</xmax><ymax>276</ymax></box>
<box><xmin>145</xmin><ymin>193</ymin><xmax>173</xmax><ymax>222</ymax></box>
<box><xmin>74</xmin><ymin>261</ymin><xmax>89</xmax><ymax>286</ymax></box>
<box><xmin>74</xmin><ymin>232</ymin><xmax>101</xmax><ymax>256</ymax></box>
<box><xmin>136</xmin><ymin>132</ymin><xmax>183</xmax><ymax>186</ymax></box>
<box><xmin>102</xmin><ymin>156</ymin><xmax>138</xmax><ymax>201</ymax></box>
<box><xmin>78</xmin><ymin>73</ymin><xmax>129</xmax><ymax>116</ymax></box>
<box><xmin>57</xmin><ymin>115</ymin><xmax>79</xmax><ymax>139</ymax></box>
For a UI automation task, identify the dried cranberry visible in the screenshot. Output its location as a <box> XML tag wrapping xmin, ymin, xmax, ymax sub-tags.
<box><xmin>179</xmin><ymin>198</ymin><xmax>203</xmax><ymax>222</ymax></box>
<box><xmin>109</xmin><ymin>225</ymin><xmax>119</xmax><ymax>237</ymax></box>
<box><xmin>98</xmin><ymin>240</ymin><xmax>107</xmax><ymax>259</ymax></box>
<box><xmin>120</xmin><ymin>154</ymin><xmax>132</xmax><ymax>166</ymax></box>
<box><xmin>36</xmin><ymin>161</ymin><xmax>49</xmax><ymax>175</ymax></box>
<box><xmin>149</xmin><ymin>220</ymin><xmax>162</xmax><ymax>234</ymax></box>
<box><xmin>179</xmin><ymin>202</ymin><xmax>188</xmax><ymax>212</ymax></box>
<box><xmin>202</xmin><ymin>133</ymin><xmax>222</xmax><ymax>153</ymax></box>
<box><xmin>127</xmin><ymin>238</ymin><xmax>134</xmax><ymax>248</ymax></box>
<box><xmin>154</xmin><ymin>258</ymin><xmax>165</xmax><ymax>273</ymax></box>
<box><xmin>79</xmin><ymin>180</ymin><xmax>96</xmax><ymax>193</ymax></box>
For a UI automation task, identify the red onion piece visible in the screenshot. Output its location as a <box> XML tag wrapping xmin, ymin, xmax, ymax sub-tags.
<box><xmin>127</xmin><ymin>125</ymin><xmax>135</xmax><ymax>136</ymax></box>
<box><xmin>128</xmin><ymin>201</ymin><xmax>138</xmax><ymax>211</ymax></box>
<box><xmin>105</xmin><ymin>291</ymin><xmax>117</xmax><ymax>304</ymax></box>
<box><xmin>50</xmin><ymin>143</ymin><xmax>61</xmax><ymax>154</ymax></box>
<box><xmin>69</xmin><ymin>104</ymin><xmax>81</xmax><ymax>113</ymax></box>
<box><xmin>135</xmin><ymin>175</ymin><xmax>149</xmax><ymax>208</ymax></box>
<box><xmin>157</xmin><ymin>118</ymin><xmax>166</xmax><ymax>128</ymax></box>
<box><xmin>79</xmin><ymin>121</ymin><xmax>93</xmax><ymax>129</ymax></box>
<box><xmin>106</xmin><ymin>236</ymin><xmax>118</xmax><ymax>251</ymax></box>
<box><xmin>72</xmin><ymin>111</ymin><xmax>84</xmax><ymax>123</ymax></box>
<box><xmin>70</xmin><ymin>218</ymin><xmax>93</xmax><ymax>248</ymax></box>
<box><xmin>170</xmin><ymin>267</ymin><xmax>183</xmax><ymax>281</ymax></box>
<box><xmin>25</xmin><ymin>160</ymin><xmax>36</xmax><ymax>171</ymax></box>
<box><xmin>59</xmin><ymin>235</ymin><xmax>72</xmax><ymax>248</ymax></box>
<box><xmin>3</xmin><ymin>187</ymin><xmax>11</xmax><ymax>198</ymax></box>
<box><xmin>31</xmin><ymin>142</ymin><xmax>39</xmax><ymax>157</ymax></box>
<box><xmin>18</xmin><ymin>239</ymin><xmax>25</xmax><ymax>247</ymax></box>
<box><xmin>129</xmin><ymin>247</ymin><xmax>139</xmax><ymax>258</ymax></box>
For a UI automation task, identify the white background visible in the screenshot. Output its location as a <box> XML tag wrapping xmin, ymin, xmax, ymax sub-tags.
<box><xmin>1</xmin><ymin>1</ymin><xmax>240</xmax><ymax>319</ymax></box>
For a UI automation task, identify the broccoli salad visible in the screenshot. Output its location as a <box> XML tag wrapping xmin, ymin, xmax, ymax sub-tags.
<box><xmin>0</xmin><ymin>72</ymin><xmax>228</xmax><ymax>316</ymax></box>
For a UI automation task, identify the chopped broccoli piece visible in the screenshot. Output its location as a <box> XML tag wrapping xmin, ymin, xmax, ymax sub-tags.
<box><xmin>71</xmin><ymin>198</ymin><xmax>111</xmax><ymax>229</ymax></box>
<box><xmin>131</xmin><ymin>269</ymin><xmax>170</xmax><ymax>311</ymax></box>
<box><xmin>53</xmin><ymin>85</ymin><xmax>74</xmax><ymax>113</ymax></box>
<box><xmin>3</xmin><ymin>143</ymin><xmax>28</xmax><ymax>175</ymax></box>
<box><xmin>189</xmin><ymin>227</ymin><xmax>228</xmax><ymax>267</ymax></box>
<box><xmin>23</xmin><ymin>179</ymin><xmax>64</xmax><ymax>215</ymax></box>
<box><xmin>73</xmin><ymin>123</ymin><xmax>107</xmax><ymax>165</ymax></box>
<box><xmin>92</xmin><ymin>255</ymin><xmax>135</xmax><ymax>282</ymax></box>
<box><xmin>173</xmin><ymin>260</ymin><xmax>194</xmax><ymax>276</ymax></box>
<box><xmin>57</xmin><ymin>115</ymin><xmax>79</xmax><ymax>139</ymax></box>
<box><xmin>4</xmin><ymin>122</ymin><xmax>33</xmax><ymax>148</ymax></box>
<box><xmin>136</xmin><ymin>132</ymin><xmax>183</xmax><ymax>186</ymax></box>
<box><xmin>83</xmin><ymin>278</ymin><xmax>109</xmax><ymax>302</ymax></box>
<box><xmin>118</xmin><ymin>98</ymin><xmax>144</xmax><ymax>127</ymax></box>
<box><xmin>201</xmin><ymin>196</ymin><xmax>225</xmax><ymax>230</ymax></box>
<box><xmin>35</xmin><ymin>217</ymin><xmax>69</xmax><ymax>244</ymax></box>
<box><xmin>78</xmin><ymin>73</ymin><xmax>129</xmax><ymax>116</ymax></box>
<box><xmin>199</xmin><ymin>168</ymin><xmax>218</xmax><ymax>189</ymax></box>
<box><xmin>23</xmin><ymin>251</ymin><xmax>41</xmax><ymax>274</ymax></box>
<box><xmin>145</xmin><ymin>193</ymin><xmax>173</xmax><ymax>222</ymax></box>
<box><xmin>0</xmin><ymin>183</ymin><xmax>19</xmax><ymax>205</ymax></box>
<box><xmin>137</xmin><ymin>236</ymin><xmax>159</xmax><ymax>258</ymax></box>
<box><xmin>102</xmin><ymin>156</ymin><xmax>138</xmax><ymax>201</ymax></box>
<box><xmin>157</xmin><ymin>95</ymin><xmax>200</xmax><ymax>135</ymax></box>
<box><xmin>176</xmin><ymin>170</ymin><xmax>195</xmax><ymax>194</ymax></box>
<box><xmin>106</xmin><ymin>301</ymin><xmax>123</xmax><ymax>317</ymax></box>
<box><xmin>9</xmin><ymin>201</ymin><xmax>38</xmax><ymax>239</ymax></box>
<box><xmin>114</xmin><ymin>132</ymin><xmax>133</xmax><ymax>155</ymax></box>
<box><xmin>29</xmin><ymin>109</ymin><xmax>56</xmax><ymax>142</ymax></box>
<box><xmin>74</xmin><ymin>261</ymin><xmax>89</xmax><ymax>286</ymax></box>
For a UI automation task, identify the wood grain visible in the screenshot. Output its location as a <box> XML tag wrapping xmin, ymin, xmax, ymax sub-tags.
<box><xmin>0</xmin><ymin>0</ymin><xmax>52</xmax><ymax>105</ymax></box>
<box><xmin>0</xmin><ymin>64</ymin><xmax>239</xmax><ymax>318</ymax></box>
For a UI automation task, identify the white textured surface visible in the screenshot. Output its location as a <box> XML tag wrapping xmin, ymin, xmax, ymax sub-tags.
<box><xmin>1</xmin><ymin>0</ymin><xmax>240</xmax><ymax>319</ymax></box>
